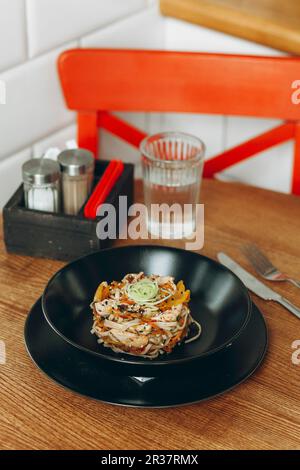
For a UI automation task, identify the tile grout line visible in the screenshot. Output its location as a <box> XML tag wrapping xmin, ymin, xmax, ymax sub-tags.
<box><xmin>31</xmin><ymin>5</ymin><xmax>150</xmax><ymax>61</ymax></box>
<box><xmin>0</xmin><ymin>120</ymin><xmax>76</xmax><ymax>164</ymax></box>
<box><xmin>23</xmin><ymin>0</ymin><xmax>30</xmax><ymax>61</ymax></box>
<box><xmin>222</xmin><ymin>115</ymin><xmax>228</xmax><ymax>152</ymax></box>
<box><xmin>1</xmin><ymin>5</ymin><xmax>152</xmax><ymax>76</ymax></box>
<box><xmin>78</xmin><ymin>4</ymin><xmax>153</xmax><ymax>47</ymax></box>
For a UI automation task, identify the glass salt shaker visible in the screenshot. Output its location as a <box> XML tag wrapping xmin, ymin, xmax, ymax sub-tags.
<box><xmin>58</xmin><ymin>149</ymin><xmax>95</xmax><ymax>215</ymax></box>
<box><xmin>22</xmin><ymin>158</ymin><xmax>61</xmax><ymax>213</ymax></box>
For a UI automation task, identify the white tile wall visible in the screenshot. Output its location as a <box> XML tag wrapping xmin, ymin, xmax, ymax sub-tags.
<box><xmin>0</xmin><ymin>0</ymin><xmax>296</xmax><ymax>209</ymax></box>
<box><xmin>0</xmin><ymin>0</ymin><xmax>27</xmax><ymax>71</ymax></box>
<box><xmin>26</xmin><ymin>0</ymin><xmax>148</xmax><ymax>57</ymax></box>
<box><xmin>81</xmin><ymin>6</ymin><xmax>164</xmax><ymax>49</ymax></box>
<box><xmin>0</xmin><ymin>147</ymin><xmax>31</xmax><ymax>208</ymax></box>
<box><xmin>99</xmin><ymin>112</ymin><xmax>147</xmax><ymax>178</ymax></box>
<box><xmin>32</xmin><ymin>124</ymin><xmax>76</xmax><ymax>157</ymax></box>
<box><xmin>0</xmin><ymin>1</ymin><xmax>157</xmax><ymax>208</ymax></box>
<box><xmin>221</xmin><ymin>141</ymin><xmax>293</xmax><ymax>193</ymax></box>
<box><xmin>152</xmin><ymin>112</ymin><xmax>225</xmax><ymax>159</ymax></box>
<box><xmin>81</xmin><ymin>5</ymin><xmax>165</xmax><ymax>174</ymax></box>
<box><xmin>0</xmin><ymin>42</ymin><xmax>76</xmax><ymax>160</ymax></box>
<box><xmin>222</xmin><ymin>116</ymin><xmax>293</xmax><ymax>193</ymax></box>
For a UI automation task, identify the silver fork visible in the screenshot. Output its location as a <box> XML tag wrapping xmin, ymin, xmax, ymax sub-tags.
<box><xmin>242</xmin><ymin>244</ymin><xmax>300</xmax><ymax>289</ymax></box>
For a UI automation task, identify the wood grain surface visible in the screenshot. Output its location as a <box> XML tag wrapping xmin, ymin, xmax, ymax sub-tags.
<box><xmin>160</xmin><ymin>0</ymin><xmax>300</xmax><ymax>55</ymax></box>
<box><xmin>0</xmin><ymin>179</ymin><xmax>300</xmax><ymax>450</ymax></box>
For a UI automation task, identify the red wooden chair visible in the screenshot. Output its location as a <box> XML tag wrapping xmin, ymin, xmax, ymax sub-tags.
<box><xmin>58</xmin><ymin>49</ymin><xmax>300</xmax><ymax>195</ymax></box>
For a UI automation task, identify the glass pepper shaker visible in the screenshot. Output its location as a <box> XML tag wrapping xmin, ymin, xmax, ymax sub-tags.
<box><xmin>22</xmin><ymin>158</ymin><xmax>61</xmax><ymax>213</ymax></box>
<box><xmin>58</xmin><ymin>149</ymin><xmax>95</xmax><ymax>215</ymax></box>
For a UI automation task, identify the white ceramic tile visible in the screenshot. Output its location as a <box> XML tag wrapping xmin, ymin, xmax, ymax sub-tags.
<box><xmin>164</xmin><ymin>18</ymin><xmax>286</xmax><ymax>56</ymax></box>
<box><xmin>26</xmin><ymin>0</ymin><xmax>148</xmax><ymax>57</ymax></box>
<box><xmin>81</xmin><ymin>5</ymin><xmax>165</xmax><ymax>49</ymax></box>
<box><xmin>146</xmin><ymin>113</ymin><xmax>165</xmax><ymax>135</ymax></box>
<box><xmin>222</xmin><ymin>116</ymin><xmax>293</xmax><ymax>193</ymax></box>
<box><xmin>0</xmin><ymin>78</ymin><xmax>6</xmax><ymax>104</ymax></box>
<box><xmin>0</xmin><ymin>43</ymin><xmax>75</xmax><ymax>160</ymax></box>
<box><xmin>33</xmin><ymin>124</ymin><xmax>76</xmax><ymax>157</ymax></box>
<box><xmin>158</xmin><ymin>113</ymin><xmax>224</xmax><ymax>159</ymax></box>
<box><xmin>225</xmin><ymin>116</ymin><xmax>284</xmax><ymax>147</ymax></box>
<box><xmin>0</xmin><ymin>147</ymin><xmax>31</xmax><ymax>208</ymax></box>
<box><xmin>99</xmin><ymin>112</ymin><xmax>147</xmax><ymax>178</ymax></box>
<box><xmin>220</xmin><ymin>142</ymin><xmax>293</xmax><ymax>194</ymax></box>
<box><xmin>0</xmin><ymin>0</ymin><xmax>27</xmax><ymax>71</ymax></box>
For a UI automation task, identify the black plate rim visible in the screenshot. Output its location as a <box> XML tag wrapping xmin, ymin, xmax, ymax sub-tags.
<box><xmin>41</xmin><ymin>244</ymin><xmax>252</xmax><ymax>366</ymax></box>
<box><xmin>24</xmin><ymin>298</ymin><xmax>268</xmax><ymax>409</ymax></box>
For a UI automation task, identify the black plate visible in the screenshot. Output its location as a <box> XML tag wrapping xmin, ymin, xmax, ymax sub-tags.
<box><xmin>25</xmin><ymin>298</ymin><xmax>267</xmax><ymax>408</ymax></box>
<box><xmin>42</xmin><ymin>245</ymin><xmax>251</xmax><ymax>366</ymax></box>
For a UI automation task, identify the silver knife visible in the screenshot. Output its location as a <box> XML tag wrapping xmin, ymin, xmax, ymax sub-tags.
<box><xmin>218</xmin><ymin>252</ymin><xmax>300</xmax><ymax>320</ymax></box>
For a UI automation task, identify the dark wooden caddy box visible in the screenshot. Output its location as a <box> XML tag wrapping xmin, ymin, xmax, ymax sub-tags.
<box><xmin>3</xmin><ymin>160</ymin><xmax>134</xmax><ymax>261</ymax></box>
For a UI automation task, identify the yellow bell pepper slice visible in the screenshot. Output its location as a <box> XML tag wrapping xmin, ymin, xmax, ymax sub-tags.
<box><xmin>94</xmin><ymin>282</ymin><xmax>109</xmax><ymax>301</ymax></box>
<box><xmin>163</xmin><ymin>281</ymin><xmax>190</xmax><ymax>308</ymax></box>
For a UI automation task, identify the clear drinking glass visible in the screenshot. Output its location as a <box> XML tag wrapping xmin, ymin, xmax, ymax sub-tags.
<box><xmin>140</xmin><ymin>132</ymin><xmax>205</xmax><ymax>238</ymax></box>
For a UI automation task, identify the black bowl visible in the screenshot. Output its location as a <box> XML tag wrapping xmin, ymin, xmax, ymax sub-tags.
<box><xmin>42</xmin><ymin>245</ymin><xmax>251</xmax><ymax>367</ymax></box>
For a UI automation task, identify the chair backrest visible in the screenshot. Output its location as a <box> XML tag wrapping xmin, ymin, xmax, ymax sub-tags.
<box><xmin>58</xmin><ymin>49</ymin><xmax>300</xmax><ymax>194</ymax></box>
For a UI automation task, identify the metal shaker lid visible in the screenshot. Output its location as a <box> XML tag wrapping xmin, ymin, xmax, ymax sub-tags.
<box><xmin>22</xmin><ymin>158</ymin><xmax>60</xmax><ymax>185</ymax></box>
<box><xmin>58</xmin><ymin>149</ymin><xmax>95</xmax><ymax>176</ymax></box>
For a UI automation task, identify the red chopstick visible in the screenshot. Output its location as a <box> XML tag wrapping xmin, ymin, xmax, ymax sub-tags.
<box><xmin>84</xmin><ymin>160</ymin><xmax>124</xmax><ymax>219</ymax></box>
<box><xmin>85</xmin><ymin>160</ymin><xmax>118</xmax><ymax>214</ymax></box>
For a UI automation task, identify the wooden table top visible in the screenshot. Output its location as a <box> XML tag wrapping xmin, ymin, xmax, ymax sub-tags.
<box><xmin>1</xmin><ymin>179</ymin><xmax>300</xmax><ymax>450</ymax></box>
<box><xmin>160</xmin><ymin>0</ymin><xmax>300</xmax><ymax>55</ymax></box>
